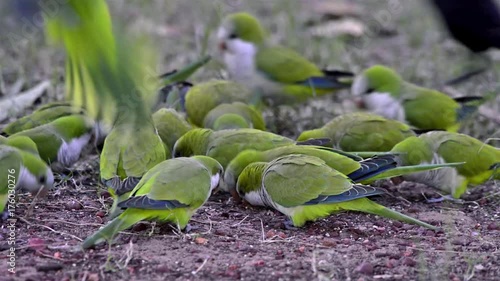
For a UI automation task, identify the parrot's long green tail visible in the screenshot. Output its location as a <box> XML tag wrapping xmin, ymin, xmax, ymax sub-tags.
<box><xmin>82</xmin><ymin>211</ymin><xmax>145</xmax><ymax>249</ymax></box>
<box><xmin>455</xmin><ymin>92</ymin><xmax>497</xmax><ymax>121</ymax></box>
<box><xmin>339</xmin><ymin>198</ymin><xmax>438</xmax><ymax>230</ymax></box>
<box><xmin>359</xmin><ymin>162</ymin><xmax>465</xmax><ymax>184</ymax></box>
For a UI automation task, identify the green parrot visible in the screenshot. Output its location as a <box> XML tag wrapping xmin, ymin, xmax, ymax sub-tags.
<box><xmin>217</xmin><ymin>12</ymin><xmax>353</xmax><ymax>105</ymax></box>
<box><xmin>161</xmin><ymin>81</ymin><xmax>193</xmax><ymax>112</ymax></box>
<box><xmin>0</xmin><ymin>145</ymin><xmax>22</xmax><ymax>214</ymax></box>
<box><xmin>182</xmin><ymin>80</ymin><xmax>261</xmax><ymax>127</ymax></box>
<box><xmin>2</xmin><ymin>102</ymin><xmax>84</xmax><ymax>135</ymax></box>
<box><xmin>155</xmin><ymin>56</ymin><xmax>211</xmax><ymax>111</ymax></box>
<box><xmin>391</xmin><ymin>131</ymin><xmax>500</xmax><ymax>199</ymax></box>
<box><xmin>223</xmin><ymin>146</ymin><xmax>462</xmax><ymax>197</ymax></box>
<box><xmin>297</xmin><ymin>112</ymin><xmax>415</xmax><ymax>152</ymax></box>
<box><xmin>42</xmin><ymin>0</ymin><xmax>168</xmax><ymax>213</ymax></box>
<box><xmin>203</xmin><ymin>102</ymin><xmax>266</xmax><ymax>131</ymax></box>
<box><xmin>82</xmin><ymin>156</ymin><xmax>223</xmax><ymax>249</ymax></box>
<box><xmin>10</xmin><ymin>115</ymin><xmax>93</xmax><ymax>167</ymax></box>
<box><xmin>152</xmin><ymin>108</ymin><xmax>192</xmax><ymax>156</ymax></box>
<box><xmin>173</xmin><ymin>128</ymin><xmax>328</xmax><ymax>168</ymax></box>
<box><xmin>236</xmin><ymin>154</ymin><xmax>437</xmax><ymax>229</ymax></box>
<box><xmin>44</xmin><ymin>0</ymin><xmax>124</xmax><ymax>124</ymax></box>
<box><xmin>0</xmin><ymin>136</ymin><xmax>54</xmax><ymax>196</ymax></box>
<box><xmin>352</xmin><ymin>65</ymin><xmax>485</xmax><ymax>132</ymax></box>
<box><xmin>100</xmin><ymin>112</ymin><xmax>167</xmax><ymax>218</ymax></box>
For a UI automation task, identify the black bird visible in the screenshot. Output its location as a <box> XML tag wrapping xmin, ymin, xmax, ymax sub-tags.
<box><xmin>430</xmin><ymin>0</ymin><xmax>500</xmax><ymax>84</ymax></box>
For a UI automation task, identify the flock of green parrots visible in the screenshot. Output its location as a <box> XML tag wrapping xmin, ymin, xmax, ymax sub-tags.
<box><xmin>1</xmin><ymin>1</ymin><xmax>499</xmax><ymax>250</ymax></box>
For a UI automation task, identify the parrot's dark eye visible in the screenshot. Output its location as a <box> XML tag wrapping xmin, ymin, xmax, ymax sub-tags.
<box><xmin>228</xmin><ymin>33</ymin><xmax>238</xmax><ymax>39</ymax></box>
<box><xmin>173</xmin><ymin>150</ymin><xmax>183</xmax><ymax>158</ymax></box>
<box><xmin>40</xmin><ymin>175</ymin><xmax>46</xmax><ymax>183</ymax></box>
<box><xmin>366</xmin><ymin>88</ymin><xmax>375</xmax><ymax>94</ymax></box>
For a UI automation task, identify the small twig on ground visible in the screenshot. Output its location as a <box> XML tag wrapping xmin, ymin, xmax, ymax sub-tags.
<box><xmin>19</xmin><ymin>217</ymin><xmax>83</xmax><ymax>242</ymax></box>
<box><xmin>40</xmin><ymin>219</ymin><xmax>103</xmax><ymax>227</ymax></box>
<box><xmin>191</xmin><ymin>256</ymin><xmax>209</xmax><ymax>275</ymax></box>
<box><xmin>231</xmin><ymin>215</ymin><xmax>249</xmax><ymax>227</ymax></box>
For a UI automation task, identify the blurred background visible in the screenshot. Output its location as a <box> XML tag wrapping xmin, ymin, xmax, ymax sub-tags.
<box><xmin>0</xmin><ymin>0</ymin><xmax>498</xmax><ymax>139</ymax></box>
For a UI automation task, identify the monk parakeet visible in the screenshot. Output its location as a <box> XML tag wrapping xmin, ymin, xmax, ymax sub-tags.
<box><xmin>41</xmin><ymin>0</ymin><xmax>168</xmax><ymax>213</ymax></box>
<box><xmin>10</xmin><ymin>115</ymin><xmax>93</xmax><ymax>167</ymax></box>
<box><xmin>352</xmin><ymin>65</ymin><xmax>485</xmax><ymax>132</ymax></box>
<box><xmin>0</xmin><ymin>136</ymin><xmax>54</xmax><ymax>196</ymax></box>
<box><xmin>161</xmin><ymin>81</ymin><xmax>193</xmax><ymax>112</ymax></box>
<box><xmin>391</xmin><ymin>131</ymin><xmax>500</xmax><ymax>199</ymax></box>
<box><xmin>155</xmin><ymin>56</ymin><xmax>211</xmax><ymax>110</ymax></box>
<box><xmin>100</xmin><ymin>112</ymin><xmax>167</xmax><ymax>218</ymax></box>
<box><xmin>43</xmin><ymin>0</ymin><xmax>125</xmax><ymax>124</ymax></box>
<box><xmin>236</xmin><ymin>154</ymin><xmax>437</xmax><ymax>229</ymax></box>
<box><xmin>298</xmin><ymin>112</ymin><xmax>415</xmax><ymax>152</ymax></box>
<box><xmin>223</xmin><ymin>146</ymin><xmax>461</xmax><ymax>197</ymax></box>
<box><xmin>152</xmin><ymin>108</ymin><xmax>192</xmax><ymax>156</ymax></box>
<box><xmin>217</xmin><ymin>12</ymin><xmax>353</xmax><ymax>105</ymax></box>
<box><xmin>82</xmin><ymin>156</ymin><xmax>223</xmax><ymax>249</ymax></box>
<box><xmin>2</xmin><ymin>102</ymin><xmax>84</xmax><ymax>135</ymax></box>
<box><xmin>0</xmin><ymin>145</ymin><xmax>22</xmax><ymax>214</ymax></box>
<box><xmin>173</xmin><ymin>128</ymin><xmax>328</xmax><ymax>168</ymax></box>
<box><xmin>203</xmin><ymin>102</ymin><xmax>266</xmax><ymax>131</ymax></box>
<box><xmin>182</xmin><ymin>80</ymin><xmax>260</xmax><ymax>127</ymax></box>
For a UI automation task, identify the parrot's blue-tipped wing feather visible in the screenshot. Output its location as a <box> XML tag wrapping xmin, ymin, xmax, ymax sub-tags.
<box><xmin>113</xmin><ymin>177</ymin><xmax>141</xmax><ymax>196</ymax></box>
<box><xmin>118</xmin><ymin>196</ymin><xmax>188</xmax><ymax>210</ymax></box>
<box><xmin>347</xmin><ymin>155</ymin><xmax>398</xmax><ymax>182</ymax></box>
<box><xmin>305</xmin><ymin>185</ymin><xmax>385</xmax><ymax>205</ymax></box>
<box><xmin>298</xmin><ymin>70</ymin><xmax>354</xmax><ymax>90</ymax></box>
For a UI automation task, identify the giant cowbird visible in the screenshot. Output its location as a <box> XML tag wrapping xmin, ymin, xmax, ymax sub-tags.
<box><xmin>431</xmin><ymin>0</ymin><xmax>500</xmax><ymax>52</ymax></box>
<box><xmin>430</xmin><ymin>0</ymin><xmax>500</xmax><ymax>84</ymax></box>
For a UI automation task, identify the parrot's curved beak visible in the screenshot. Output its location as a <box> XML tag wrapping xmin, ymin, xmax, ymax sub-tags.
<box><xmin>219</xmin><ymin>41</ymin><xmax>227</xmax><ymax>51</ymax></box>
<box><xmin>36</xmin><ymin>185</ymin><xmax>49</xmax><ymax>198</ymax></box>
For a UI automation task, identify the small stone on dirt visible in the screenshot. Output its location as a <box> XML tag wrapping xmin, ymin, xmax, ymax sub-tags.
<box><xmin>195</xmin><ymin>237</ymin><xmax>208</xmax><ymax>245</ymax></box>
<box><xmin>65</xmin><ymin>200</ymin><xmax>82</xmax><ymax>210</ymax></box>
<box><xmin>402</xmin><ymin>257</ymin><xmax>417</xmax><ymax>267</ymax></box>
<box><xmin>355</xmin><ymin>261</ymin><xmax>373</xmax><ymax>275</ymax></box>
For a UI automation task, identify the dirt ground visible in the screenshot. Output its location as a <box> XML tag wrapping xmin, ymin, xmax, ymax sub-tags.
<box><xmin>3</xmin><ymin>161</ymin><xmax>500</xmax><ymax>281</ymax></box>
<box><xmin>1</xmin><ymin>0</ymin><xmax>499</xmax><ymax>280</ymax></box>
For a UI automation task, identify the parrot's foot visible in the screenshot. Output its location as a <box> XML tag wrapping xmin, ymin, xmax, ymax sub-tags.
<box><xmin>426</xmin><ymin>195</ymin><xmax>464</xmax><ymax>204</ymax></box>
<box><xmin>183</xmin><ymin>223</ymin><xmax>198</xmax><ymax>233</ymax></box>
<box><xmin>283</xmin><ymin>220</ymin><xmax>298</xmax><ymax>230</ymax></box>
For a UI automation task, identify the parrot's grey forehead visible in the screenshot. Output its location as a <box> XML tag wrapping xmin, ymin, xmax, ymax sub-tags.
<box><xmin>217</xmin><ymin>25</ymin><xmax>228</xmax><ymax>40</ymax></box>
<box><xmin>351</xmin><ymin>75</ymin><xmax>369</xmax><ymax>96</ymax></box>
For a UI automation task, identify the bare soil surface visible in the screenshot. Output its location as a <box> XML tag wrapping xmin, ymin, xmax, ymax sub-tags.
<box><xmin>1</xmin><ymin>1</ymin><xmax>499</xmax><ymax>280</ymax></box>
<box><xmin>3</xmin><ymin>154</ymin><xmax>499</xmax><ymax>280</ymax></box>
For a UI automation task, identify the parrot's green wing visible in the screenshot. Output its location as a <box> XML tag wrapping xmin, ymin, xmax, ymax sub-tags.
<box><xmin>430</xmin><ymin>133</ymin><xmax>500</xmax><ymax>181</ymax></box>
<box><xmin>12</xmin><ymin>125</ymin><xmax>62</xmax><ymax>164</ymax></box>
<box><xmin>263</xmin><ymin>155</ymin><xmax>351</xmax><ymax>207</ymax></box>
<box><xmin>207</xmin><ymin>129</ymin><xmax>294</xmax><ymax>167</ymax></box>
<box><xmin>100</xmin><ymin>123</ymin><xmax>165</xmax><ymax>182</ymax></box>
<box><xmin>403</xmin><ymin>84</ymin><xmax>460</xmax><ymax>131</ymax></box>
<box><xmin>185</xmin><ymin>80</ymin><xmax>256</xmax><ymax>127</ymax></box>
<box><xmin>255</xmin><ymin>46</ymin><xmax>323</xmax><ymax>83</ymax></box>
<box><xmin>152</xmin><ymin>108</ymin><xmax>191</xmax><ymax>151</ymax></box>
<box><xmin>0</xmin><ymin>145</ymin><xmax>22</xmax><ymax>213</ymax></box>
<box><xmin>130</xmin><ymin>158</ymin><xmax>212</xmax><ymax>208</ymax></box>
<box><xmin>332</xmin><ymin>113</ymin><xmax>415</xmax><ymax>152</ymax></box>
<box><xmin>2</xmin><ymin>103</ymin><xmax>82</xmax><ymax>135</ymax></box>
<box><xmin>203</xmin><ymin>102</ymin><xmax>265</xmax><ymax>131</ymax></box>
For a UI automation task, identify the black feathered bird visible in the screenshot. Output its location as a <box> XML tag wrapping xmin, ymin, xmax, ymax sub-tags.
<box><xmin>430</xmin><ymin>0</ymin><xmax>500</xmax><ymax>84</ymax></box>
